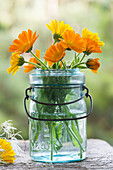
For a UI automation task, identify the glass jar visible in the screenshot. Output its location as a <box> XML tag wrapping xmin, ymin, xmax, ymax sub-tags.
<box><xmin>28</xmin><ymin>69</ymin><xmax>87</xmax><ymax>163</ymax></box>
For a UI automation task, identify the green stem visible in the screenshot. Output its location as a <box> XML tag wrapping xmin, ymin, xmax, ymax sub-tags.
<box><xmin>70</xmin><ymin>60</ymin><xmax>74</xmax><ymax>67</ymax></box>
<box><xmin>56</xmin><ymin>61</ymin><xmax>59</xmax><ymax>69</ymax></box>
<box><xmin>64</xmin><ymin>121</ymin><xmax>84</xmax><ymax>152</ymax></box>
<box><xmin>61</xmin><ymin>60</ymin><xmax>66</xmax><ymax>69</ymax></box>
<box><xmin>75</xmin><ymin>120</ymin><xmax>79</xmax><ymax>131</ymax></box>
<box><xmin>80</xmin><ymin>147</ymin><xmax>82</xmax><ymax>159</ymax></box>
<box><xmin>53</xmin><ymin>40</ymin><xmax>56</xmax><ymax>44</ymax></box>
<box><xmin>71</xmin><ymin>62</ymin><xmax>85</xmax><ymax>69</ymax></box>
<box><xmin>30</xmin><ymin>51</ymin><xmax>49</xmax><ymax>70</ymax></box>
<box><xmin>25</xmin><ymin>61</ymin><xmax>42</xmax><ymax>68</ymax></box>
<box><xmin>71</xmin><ymin>53</ymin><xmax>80</xmax><ymax>65</ymax></box>
<box><xmin>50</xmin><ymin>122</ymin><xmax>53</xmax><ymax>161</ymax></box>
<box><xmin>80</xmin><ymin>53</ymin><xmax>85</xmax><ymax>62</ymax></box>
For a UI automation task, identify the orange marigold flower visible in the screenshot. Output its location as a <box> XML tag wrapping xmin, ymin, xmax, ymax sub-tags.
<box><xmin>60</xmin><ymin>30</ymin><xmax>86</xmax><ymax>53</ymax></box>
<box><xmin>82</xmin><ymin>28</ymin><xmax>104</xmax><ymax>55</ymax></box>
<box><xmin>7</xmin><ymin>53</ymin><xmax>25</xmax><ymax>75</ymax></box>
<box><xmin>82</xmin><ymin>28</ymin><xmax>104</xmax><ymax>47</ymax></box>
<box><xmin>24</xmin><ymin>49</ymin><xmax>41</xmax><ymax>73</ymax></box>
<box><xmin>44</xmin><ymin>42</ymin><xmax>65</xmax><ymax>63</ymax></box>
<box><xmin>83</xmin><ymin>38</ymin><xmax>102</xmax><ymax>55</ymax></box>
<box><xmin>9</xmin><ymin>29</ymin><xmax>39</xmax><ymax>54</ymax></box>
<box><xmin>86</xmin><ymin>58</ymin><xmax>100</xmax><ymax>74</ymax></box>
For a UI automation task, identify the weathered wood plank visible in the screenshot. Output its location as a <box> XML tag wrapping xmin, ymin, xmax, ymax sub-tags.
<box><xmin>0</xmin><ymin>139</ymin><xmax>113</xmax><ymax>170</ymax></box>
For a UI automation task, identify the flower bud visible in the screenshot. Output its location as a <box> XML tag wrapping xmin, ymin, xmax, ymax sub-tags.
<box><xmin>86</xmin><ymin>58</ymin><xmax>100</xmax><ymax>73</ymax></box>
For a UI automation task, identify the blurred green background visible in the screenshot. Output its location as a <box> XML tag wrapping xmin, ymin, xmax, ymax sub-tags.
<box><xmin>0</xmin><ymin>0</ymin><xmax>113</xmax><ymax>145</ymax></box>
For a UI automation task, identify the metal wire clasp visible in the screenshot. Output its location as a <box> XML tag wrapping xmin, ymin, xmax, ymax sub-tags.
<box><xmin>24</xmin><ymin>84</ymin><xmax>93</xmax><ymax>121</ymax></box>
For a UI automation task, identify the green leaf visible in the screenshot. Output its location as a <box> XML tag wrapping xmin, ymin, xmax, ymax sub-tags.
<box><xmin>55</xmin><ymin>123</ymin><xmax>63</xmax><ymax>151</ymax></box>
<box><xmin>52</xmin><ymin>63</ymin><xmax>57</xmax><ymax>69</ymax></box>
<box><xmin>64</xmin><ymin>121</ymin><xmax>84</xmax><ymax>151</ymax></box>
<box><xmin>65</xmin><ymin>94</ymin><xmax>70</xmax><ymax>102</ymax></box>
<box><xmin>56</xmin><ymin>124</ymin><xmax>62</xmax><ymax>139</ymax></box>
<box><xmin>71</xmin><ymin>60</ymin><xmax>75</xmax><ymax>67</ymax></box>
<box><xmin>75</xmin><ymin>52</ymin><xmax>77</xmax><ymax>62</ymax></box>
<box><xmin>66</xmin><ymin>125</ymin><xmax>79</xmax><ymax>148</ymax></box>
<box><xmin>55</xmin><ymin>144</ymin><xmax>63</xmax><ymax>151</ymax></box>
<box><xmin>53</xmin><ymin>124</ymin><xmax>56</xmax><ymax>140</ymax></box>
<box><xmin>71</xmin><ymin>121</ymin><xmax>83</xmax><ymax>143</ymax></box>
<box><xmin>44</xmin><ymin>60</ymin><xmax>47</xmax><ymax>65</ymax></box>
<box><xmin>77</xmin><ymin>57</ymin><xmax>80</xmax><ymax>63</ymax></box>
<box><xmin>75</xmin><ymin>57</ymin><xmax>80</xmax><ymax>64</ymax></box>
<box><xmin>72</xmin><ymin>137</ymin><xmax>80</xmax><ymax>148</ymax></box>
<box><xmin>58</xmin><ymin>63</ymin><xmax>61</xmax><ymax>69</ymax></box>
<box><xmin>78</xmin><ymin>66</ymin><xmax>87</xmax><ymax>69</ymax></box>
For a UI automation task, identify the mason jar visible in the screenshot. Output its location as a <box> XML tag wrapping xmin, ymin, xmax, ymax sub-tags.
<box><xmin>25</xmin><ymin>69</ymin><xmax>90</xmax><ymax>163</ymax></box>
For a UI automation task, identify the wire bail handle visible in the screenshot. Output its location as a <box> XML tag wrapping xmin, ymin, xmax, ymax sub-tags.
<box><xmin>24</xmin><ymin>84</ymin><xmax>93</xmax><ymax>121</ymax></box>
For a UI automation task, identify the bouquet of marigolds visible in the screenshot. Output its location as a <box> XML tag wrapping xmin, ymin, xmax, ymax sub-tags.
<box><xmin>7</xmin><ymin>19</ymin><xmax>104</xmax><ymax>74</ymax></box>
<box><xmin>7</xmin><ymin>20</ymin><xmax>104</xmax><ymax>162</ymax></box>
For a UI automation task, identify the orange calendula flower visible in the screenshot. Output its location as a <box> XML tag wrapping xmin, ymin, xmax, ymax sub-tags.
<box><xmin>83</xmin><ymin>38</ymin><xmax>102</xmax><ymax>55</ymax></box>
<box><xmin>60</xmin><ymin>30</ymin><xmax>86</xmax><ymax>53</ymax></box>
<box><xmin>82</xmin><ymin>28</ymin><xmax>104</xmax><ymax>47</ymax></box>
<box><xmin>86</xmin><ymin>58</ymin><xmax>100</xmax><ymax>73</ymax></box>
<box><xmin>44</xmin><ymin>42</ymin><xmax>65</xmax><ymax>63</ymax></box>
<box><xmin>9</xmin><ymin>29</ymin><xmax>39</xmax><ymax>54</ymax></box>
<box><xmin>24</xmin><ymin>49</ymin><xmax>41</xmax><ymax>73</ymax></box>
<box><xmin>82</xmin><ymin>28</ymin><xmax>104</xmax><ymax>55</ymax></box>
<box><xmin>7</xmin><ymin>53</ymin><xmax>25</xmax><ymax>75</ymax></box>
<box><xmin>0</xmin><ymin>138</ymin><xmax>16</xmax><ymax>163</ymax></box>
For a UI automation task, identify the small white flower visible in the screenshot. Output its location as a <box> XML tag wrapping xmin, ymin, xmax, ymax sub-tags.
<box><xmin>0</xmin><ymin>120</ymin><xmax>24</xmax><ymax>156</ymax></box>
<box><xmin>0</xmin><ymin>120</ymin><xmax>23</xmax><ymax>140</ymax></box>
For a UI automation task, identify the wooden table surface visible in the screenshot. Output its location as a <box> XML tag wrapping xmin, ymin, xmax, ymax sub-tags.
<box><xmin>0</xmin><ymin>139</ymin><xmax>113</xmax><ymax>170</ymax></box>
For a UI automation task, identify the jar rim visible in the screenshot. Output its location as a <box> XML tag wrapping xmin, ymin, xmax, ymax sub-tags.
<box><xmin>29</xmin><ymin>68</ymin><xmax>85</xmax><ymax>85</ymax></box>
<box><xmin>29</xmin><ymin>68</ymin><xmax>85</xmax><ymax>77</ymax></box>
